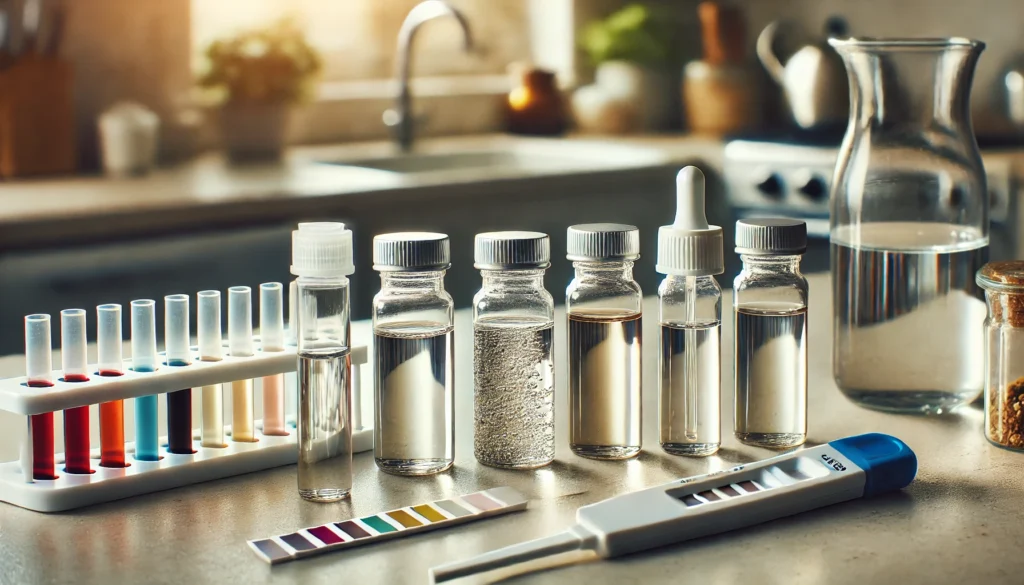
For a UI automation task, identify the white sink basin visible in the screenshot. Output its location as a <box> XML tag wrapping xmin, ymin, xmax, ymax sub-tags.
<box><xmin>319</xmin><ymin>138</ymin><xmax>667</xmax><ymax>178</ymax></box>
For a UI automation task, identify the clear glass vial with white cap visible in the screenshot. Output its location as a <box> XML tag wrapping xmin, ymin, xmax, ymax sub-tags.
<box><xmin>657</xmin><ymin>167</ymin><xmax>724</xmax><ymax>456</ymax></box>
<box><xmin>292</xmin><ymin>222</ymin><xmax>355</xmax><ymax>501</ymax></box>
<box><xmin>733</xmin><ymin>218</ymin><xmax>809</xmax><ymax>448</ymax></box>
<box><xmin>372</xmin><ymin>232</ymin><xmax>455</xmax><ymax>475</ymax></box>
<box><xmin>566</xmin><ymin>223</ymin><xmax>642</xmax><ymax>460</ymax></box>
<box><xmin>473</xmin><ymin>231</ymin><xmax>555</xmax><ymax>469</ymax></box>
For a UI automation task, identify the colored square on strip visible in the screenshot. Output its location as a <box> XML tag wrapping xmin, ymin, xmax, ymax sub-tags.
<box><xmin>335</xmin><ymin>520</ymin><xmax>370</xmax><ymax>539</ymax></box>
<box><xmin>462</xmin><ymin>492</ymin><xmax>502</xmax><ymax>511</ymax></box>
<box><xmin>280</xmin><ymin>533</ymin><xmax>317</xmax><ymax>552</ymax></box>
<box><xmin>412</xmin><ymin>504</ymin><xmax>447</xmax><ymax>523</ymax></box>
<box><xmin>387</xmin><ymin>510</ymin><xmax>423</xmax><ymax>528</ymax></box>
<box><xmin>307</xmin><ymin>525</ymin><xmax>344</xmax><ymax>545</ymax></box>
<box><xmin>251</xmin><ymin>539</ymin><xmax>291</xmax><ymax>562</ymax></box>
<box><xmin>718</xmin><ymin>485</ymin><xmax>741</xmax><ymax>497</ymax></box>
<box><xmin>434</xmin><ymin>499</ymin><xmax>472</xmax><ymax>518</ymax></box>
<box><xmin>698</xmin><ymin>490</ymin><xmax>720</xmax><ymax>502</ymax></box>
<box><xmin>361</xmin><ymin>515</ymin><xmax>398</xmax><ymax>534</ymax></box>
<box><xmin>738</xmin><ymin>480</ymin><xmax>762</xmax><ymax>493</ymax></box>
<box><xmin>681</xmin><ymin>494</ymin><xmax>704</xmax><ymax>507</ymax></box>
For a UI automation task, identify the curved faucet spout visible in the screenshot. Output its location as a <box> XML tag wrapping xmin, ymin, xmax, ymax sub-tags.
<box><xmin>386</xmin><ymin>1</ymin><xmax>474</xmax><ymax>152</ymax></box>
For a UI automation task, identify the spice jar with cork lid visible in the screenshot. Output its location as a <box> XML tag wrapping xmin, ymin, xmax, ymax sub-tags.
<box><xmin>978</xmin><ymin>261</ymin><xmax>1024</xmax><ymax>451</ymax></box>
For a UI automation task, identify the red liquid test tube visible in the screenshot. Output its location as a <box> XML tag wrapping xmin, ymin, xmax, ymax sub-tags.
<box><xmin>61</xmin><ymin>309</ymin><xmax>93</xmax><ymax>474</ymax></box>
<box><xmin>25</xmin><ymin>314</ymin><xmax>57</xmax><ymax>480</ymax></box>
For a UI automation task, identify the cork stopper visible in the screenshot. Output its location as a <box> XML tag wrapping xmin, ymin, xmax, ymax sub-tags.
<box><xmin>977</xmin><ymin>261</ymin><xmax>1024</xmax><ymax>327</ymax></box>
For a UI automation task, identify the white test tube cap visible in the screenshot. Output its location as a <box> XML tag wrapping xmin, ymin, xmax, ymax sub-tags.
<box><xmin>24</xmin><ymin>314</ymin><xmax>53</xmax><ymax>386</ymax></box>
<box><xmin>131</xmin><ymin>300</ymin><xmax>158</xmax><ymax>372</ymax></box>
<box><xmin>197</xmin><ymin>290</ymin><xmax>222</xmax><ymax>361</ymax></box>
<box><xmin>60</xmin><ymin>309</ymin><xmax>89</xmax><ymax>380</ymax></box>
<box><xmin>260</xmin><ymin>283</ymin><xmax>285</xmax><ymax>352</ymax></box>
<box><xmin>96</xmin><ymin>304</ymin><xmax>123</xmax><ymax>375</ymax></box>
<box><xmin>164</xmin><ymin>294</ymin><xmax>191</xmax><ymax>366</ymax></box>
<box><xmin>228</xmin><ymin>286</ymin><xmax>254</xmax><ymax>357</ymax></box>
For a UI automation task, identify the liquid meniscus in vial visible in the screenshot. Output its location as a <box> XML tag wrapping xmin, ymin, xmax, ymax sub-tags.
<box><xmin>374</xmin><ymin>322</ymin><xmax>454</xmax><ymax>475</ymax></box>
<box><xmin>568</xmin><ymin>310</ymin><xmax>642</xmax><ymax>460</ymax></box>
<box><xmin>734</xmin><ymin>304</ymin><xmax>807</xmax><ymax>448</ymax></box>
<box><xmin>473</xmin><ymin>318</ymin><xmax>554</xmax><ymax>469</ymax></box>
<box><xmin>660</xmin><ymin>321</ymin><xmax>721</xmax><ymax>456</ymax></box>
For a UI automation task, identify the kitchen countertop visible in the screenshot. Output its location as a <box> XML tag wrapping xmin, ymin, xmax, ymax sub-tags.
<box><xmin>0</xmin><ymin>272</ymin><xmax>1017</xmax><ymax>585</ymax></box>
<box><xmin>0</xmin><ymin>134</ymin><xmax>723</xmax><ymax>250</ymax></box>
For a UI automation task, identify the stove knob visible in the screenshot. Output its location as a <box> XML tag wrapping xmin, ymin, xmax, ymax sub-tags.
<box><xmin>756</xmin><ymin>173</ymin><xmax>784</xmax><ymax>199</ymax></box>
<box><xmin>798</xmin><ymin>175</ymin><xmax>828</xmax><ymax>201</ymax></box>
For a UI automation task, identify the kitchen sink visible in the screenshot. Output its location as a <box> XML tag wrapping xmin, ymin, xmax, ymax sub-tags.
<box><xmin>317</xmin><ymin>139</ymin><xmax>668</xmax><ymax>178</ymax></box>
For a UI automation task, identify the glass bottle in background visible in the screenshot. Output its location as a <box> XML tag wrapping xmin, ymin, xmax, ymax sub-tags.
<box><xmin>977</xmin><ymin>262</ymin><xmax>1024</xmax><ymax>451</ymax></box>
<box><xmin>829</xmin><ymin>37</ymin><xmax>987</xmax><ymax>413</ymax></box>
<box><xmin>372</xmin><ymin>232</ymin><xmax>454</xmax><ymax>475</ymax></box>
<box><xmin>566</xmin><ymin>224</ymin><xmax>642</xmax><ymax>460</ymax></box>
<box><xmin>733</xmin><ymin>218</ymin><xmax>808</xmax><ymax>449</ymax></box>
<box><xmin>260</xmin><ymin>282</ymin><xmax>288</xmax><ymax>436</ymax></box>
<box><xmin>657</xmin><ymin>167</ymin><xmax>724</xmax><ymax>456</ymax></box>
<box><xmin>293</xmin><ymin>222</ymin><xmax>354</xmax><ymax>502</ymax></box>
<box><xmin>473</xmin><ymin>231</ymin><xmax>555</xmax><ymax>469</ymax></box>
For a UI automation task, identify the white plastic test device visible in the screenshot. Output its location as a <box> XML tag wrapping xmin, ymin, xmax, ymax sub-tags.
<box><xmin>431</xmin><ymin>433</ymin><xmax>917</xmax><ymax>582</ymax></box>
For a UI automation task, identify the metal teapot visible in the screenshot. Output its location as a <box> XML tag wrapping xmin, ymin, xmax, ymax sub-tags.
<box><xmin>757</xmin><ymin>17</ymin><xmax>849</xmax><ymax>130</ymax></box>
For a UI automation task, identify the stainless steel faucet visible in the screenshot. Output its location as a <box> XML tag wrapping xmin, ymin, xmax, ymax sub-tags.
<box><xmin>384</xmin><ymin>1</ymin><xmax>473</xmax><ymax>152</ymax></box>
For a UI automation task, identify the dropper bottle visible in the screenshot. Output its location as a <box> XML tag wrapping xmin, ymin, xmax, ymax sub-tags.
<box><xmin>656</xmin><ymin>166</ymin><xmax>724</xmax><ymax>456</ymax></box>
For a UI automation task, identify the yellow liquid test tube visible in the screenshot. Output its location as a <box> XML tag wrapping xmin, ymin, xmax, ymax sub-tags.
<box><xmin>260</xmin><ymin>283</ymin><xmax>288</xmax><ymax>436</ymax></box>
<box><xmin>198</xmin><ymin>290</ymin><xmax>226</xmax><ymax>448</ymax></box>
<box><xmin>229</xmin><ymin>286</ymin><xmax>257</xmax><ymax>442</ymax></box>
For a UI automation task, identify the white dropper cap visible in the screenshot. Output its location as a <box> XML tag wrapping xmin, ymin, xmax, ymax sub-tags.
<box><xmin>656</xmin><ymin>166</ymin><xmax>724</xmax><ymax>276</ymax></box>
<box><xmin>290</xmin><ymin>222</ymin><xmax>354</xmax><ymax>278</ymax></box>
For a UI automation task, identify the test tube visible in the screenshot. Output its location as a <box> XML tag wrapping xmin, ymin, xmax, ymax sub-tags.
<box><xmin>131</xmin><ymin>300</ymin><xmax>160</xmax><ymax>461</ymax></box>
<box><xmin>229</xmin><ymin>286</ymin><xmax>256</xmax><ymax>442</ymax></box>
<box><xmin>286</xmin><ymin>280</ymin><xmax>299</xmax><ymax>429</ymax></box>
<box><xmin>61</xmin><ymin>309</ymin><xmax>92</xmax><ymax>474</ymax></box>
<box><xmin>97</xmin><ymin>304</ymin><xmax>127</xmax><ymax>468</ymax></box>
<box><xmin>25</xmin><ymin>314</ymin><xmax>56</xmax><ymax>480</ymax></box>
<box><xmin>198</xmin><ymin>290</ymin><xmax>226</xmax><ymax>448</ymax></box>
<box><xmin>260</xmin><ymin>283</ymin><xmax>287</xmax><ymax>436</ymax></box>
<box><xmin>165</xmin><ymin>294</ymin><xmax>194</xmax><ymax>455</ymax></box>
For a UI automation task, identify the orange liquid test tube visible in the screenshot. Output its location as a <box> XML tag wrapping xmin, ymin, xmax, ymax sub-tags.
<box><xmin>97</xmin><ymin>303</ymin><xmax>127</xmax><ymax>468</ymax></box>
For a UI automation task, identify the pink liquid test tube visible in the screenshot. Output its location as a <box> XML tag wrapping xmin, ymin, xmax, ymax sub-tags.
<box><xmin>260</xmin><ymin>283</ymin><xmax>287</xmax><ymax>436</ymax></box>
<box><xmin>61</xmin><ymin>309</ymin><xmax>93</xmax><ymax>474</ymax></box>
<box><xmin>25</xmin><ymin>314</ymin><xmax>56</xmax><ymax>480</ymax></box>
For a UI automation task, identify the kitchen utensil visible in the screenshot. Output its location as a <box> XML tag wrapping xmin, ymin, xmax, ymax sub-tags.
<box><xmin>757</xmin><ymin>17</ymin><xmax>849</xmax><ymax>130</ymax></box>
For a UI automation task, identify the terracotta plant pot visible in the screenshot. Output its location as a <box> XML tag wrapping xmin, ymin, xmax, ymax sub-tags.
<box><xmin>218</xmin><ymin>103</ymin><xmax>291</xmax><ymax>162</ymax></box>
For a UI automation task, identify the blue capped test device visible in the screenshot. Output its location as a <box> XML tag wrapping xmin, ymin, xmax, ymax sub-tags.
<box><xmin>431</xmin><ymin>433</ymin><xmax>916</xmax><ymax>582</ymax></box>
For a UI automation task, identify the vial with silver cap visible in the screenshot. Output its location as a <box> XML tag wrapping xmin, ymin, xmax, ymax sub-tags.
<box><xmin>292</xmin><ymin>222</ymin><xmax>355</xmax><ymax>501</ymax></box>
<box><xmin>473</xmin><ymin>231</ymin><xmax>555</xmax><ymax>469</ymax></box>
<box><xmin>566</xmin><ymin>223</ymin><xmax>642</xmax><ymax>460</ymax></box>
<box><xmin>733</xmin><ymin>217</ymin><xmax>809</xmax><ymax>448</ymax></box>
<box><xmin>372</xmin><ymin>232</ymin><xmax>455</xmax><ymax>475</ymax></box>
<box><xmin>657</xmin><ymin>166</ymin><xmax>724</xmax><ymax>456</ymax></box>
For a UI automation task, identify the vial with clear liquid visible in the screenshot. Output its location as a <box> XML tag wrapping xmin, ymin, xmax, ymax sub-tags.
<box><xmin>372</xmin><ymin>232</ymin><xmax>454</xmax><ymax>475</ymax></box>
<box><xmin>473</xmin><ymin>231</ymin><xmax>555</xmax><ymax>469</ymax></box>
<box><xmin>566</xmin><ymin>224</ymin><xmax>642</xmax><ymax>460</ymax></box>
<box><xmin>733</xmin><ymin>218</ymin><xmax>808</xmax><ymax>449</ymax></box>
<box><xmin>292</xmin><ymin>222</ymin><xmax>355</xmax><ymax>502</ymax></box>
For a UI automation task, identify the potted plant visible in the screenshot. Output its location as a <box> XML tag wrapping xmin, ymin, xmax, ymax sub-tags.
<box><xmin>577</xmin><ymin>4</ymin><xmax>677</xmax><ymax>132</ymax></box>
<box><xmin>197</xmin><ymin>17</ymin><xmax>322</xmax><ymax>161</ymax></box>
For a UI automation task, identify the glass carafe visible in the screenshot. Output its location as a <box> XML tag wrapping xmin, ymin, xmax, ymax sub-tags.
<box><xmin>829</xmin><ymin>38</ymin><xmax>988</xmax><ymax>414</ymax></box>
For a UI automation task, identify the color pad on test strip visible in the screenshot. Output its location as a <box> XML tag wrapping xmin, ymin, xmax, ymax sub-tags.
<box><xmin>247</xmin><ymin>487</ymin><xmax>528</xmax><ymax>565</ymax></box>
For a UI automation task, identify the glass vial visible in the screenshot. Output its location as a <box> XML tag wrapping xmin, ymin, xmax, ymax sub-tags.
<box><xmin>372</xmin><ymin>232</ymin><xmax>454</xmax><ymax>475</ymax></box>
<box><xmin>473</xmin><ymin>231</ymin><xmax>555</xmax><ymax>469</ymax></box>
<box><xmin>977</xmin><ymin>262</ymin><xmax>1024</xmax><ymax>450</ymax></box>
<box><xmin>733</xmin><ymin>218</ymin><xmax>808</xmax><ymax>449</ymax></box>
<box><xmin>566</xmin><ymin>224</ymin><xmax>642</xmax><ymax>460</ymax></box>
<box><xmin>657</xmin><ymin>167</ymin><xmax>724</xmax><ymax>456</ymax></box>
<box><xmin>292</xmin><ymin>222</ymin><xmax>355</xmax><ymax>502</ymax></box>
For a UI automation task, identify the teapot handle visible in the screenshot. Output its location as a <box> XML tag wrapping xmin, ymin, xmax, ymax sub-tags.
<box><xmin>756</xmin><ymin>20</ymin><xmax>786</xmax><ymax>86</ymax></box>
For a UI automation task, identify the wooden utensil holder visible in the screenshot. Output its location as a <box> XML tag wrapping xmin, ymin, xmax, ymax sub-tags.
<box><xmin>0</xmin><ymin>56</ymin><xmax>76</xmax><ymax>177</ymax></box>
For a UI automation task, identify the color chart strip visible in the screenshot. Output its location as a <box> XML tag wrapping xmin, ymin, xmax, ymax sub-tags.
<box><xmin>248</xmin><ymin>487</ymin><xmax>528</xmax><ymax>565</ymax></box>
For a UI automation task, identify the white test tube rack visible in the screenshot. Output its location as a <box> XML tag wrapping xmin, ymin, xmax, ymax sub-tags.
<box><xmin>0</xmin><ymin>344</ymin><xmax>371</xmax><ymax>513</ymax></box>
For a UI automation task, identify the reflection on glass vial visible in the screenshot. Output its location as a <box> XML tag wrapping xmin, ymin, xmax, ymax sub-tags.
<box><xmin>660</xmin><ymin>322</ymin><xmax>721</xmax><ymax>455</ymax></box>
<box><xmin>374</xmin><ymin>322</ymin><xmax>454</xmax><ymax>475</ymax></box>
<box><xmin>734</xmin><ymin>304</ymin><xmax>807</xmax><ymax>448</ymax></box>
<box><xmin>298</xmin><ymin>349</ymin><xmax>352</xmax><ymax>502</ymax></box>
<box><xmin>569</xmin><ymin>310</ymin><xmax>642</xmax><ymax>460</ymax></box>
